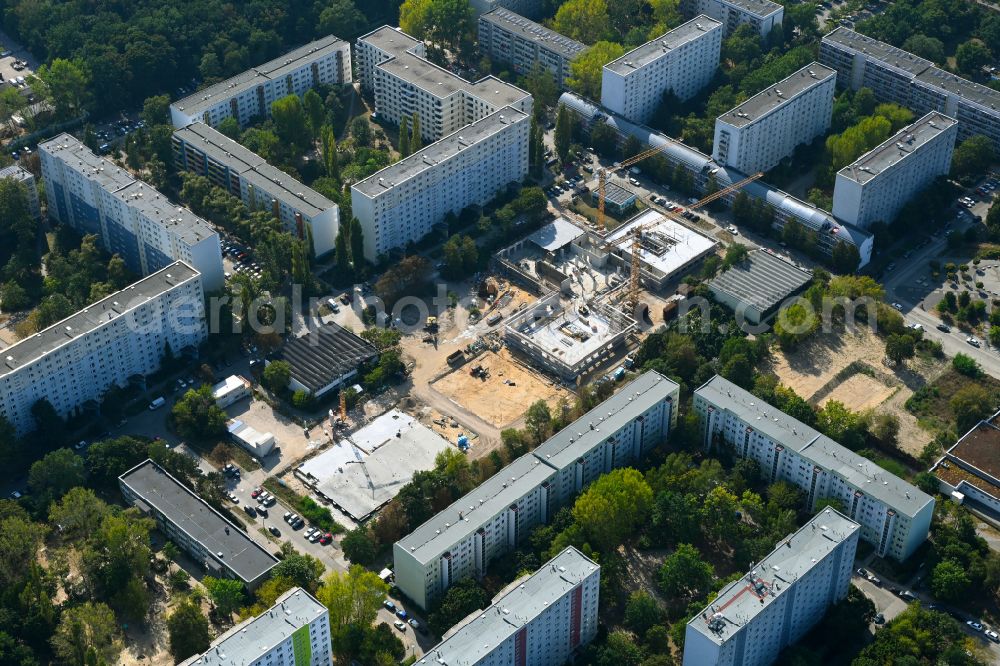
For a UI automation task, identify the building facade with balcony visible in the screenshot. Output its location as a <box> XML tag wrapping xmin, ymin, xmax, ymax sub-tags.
<box><xmin>478</xmin><ymin>9</ymin><xmax>586</xmax><ymax>90</ymax></box>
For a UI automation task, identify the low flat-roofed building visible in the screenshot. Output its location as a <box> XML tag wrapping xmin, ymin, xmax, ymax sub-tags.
<box><xmin>178</xmin><ymin>587</ymin><xmax>331</xmax><ymax>666</ymax></box>
<box><xmin>683</xmin><ymin>509</ymin><xmax>859</xmax><ymax>666</ymax></box>
<box><xmin>170</xmin><ymin>35</ymin><xmax>351</xmax><ymax>129</ymax></box>
<box><xmin>713</xmin><ymin>63</ymin><xmax>836</xmax><ymax>174</ymax></box>
<box><xmin>227</xmin><ymin>419</ymin><xmax>276</xmax><ymax>458</ymax></box>
<box><xmin>604</xmin><ymin>208</ymin><xmax>718</xmax><ymax>290</ymax></box>
<box><xmin>418</xmin><ymin>547</ymin><xmax>600</xmax><ymax>666</ymax></box>
<box><xmin>708</xmin><ymin>248</ymin><xmax>812</xmax><ymax>324</ymax></box>
<box><xmin>833</xmin><ymin>111</ymin><xmax>957</xmax><ymax>228</ymax></box>
<box><xmin>590</xmin><ymin>181</ymin><xmax>637</xmax><ymax>215</ymax></box>
<box><xmin>478</xmin><ymin>9</ymin><xmax>585</xmax><ymax>90</ymax></box>
<box><xmin>296</xmin><ymin>409</ymin><xmax>452</xmax><ymax>521</ymax></box>
<box><xmin>695</xmin><ymin>374</ymin><xmax>935</xmax><ymax>560</ymax></box>
<box><xmin>932</xmin><ymin>409</ymin><xmax>1000</xmax><ymax>513</ymax></box>
<box><xmin>119</xmin><ymin>459</ymin><xmax>278</xmax><ymax>589</ymax></box>
<box><xmin>212</xmin><ymin>375</ymin><xmax>251</xmax><ymax>409</ymax></box>
<box><xmin>0</xmin><ymin>164</ymin><xmax>40</xmax><ymax>219</ymax></box>
<box><xmin>277</xmin><ymin>323</ymin><xmax>378</xmax><ymax>398</ymax></box>
<box><xmin>524</xmin><ymin>217</ymin><xmax>586</xmax><ymax>254</ymax></box>
<box><xmin>601</xmin><ymin>17</ymin><xmax>723</xmax><ymax>123</ymax></box>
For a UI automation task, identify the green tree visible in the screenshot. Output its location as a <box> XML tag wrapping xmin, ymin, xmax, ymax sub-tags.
<box><xmin>571</xmin><ymin>468</ymin><xmax>653</xmax><ymax>552</ymax></box>
<box><xmin>171</xmin><ymin>385</ymin><xmax>227</xmax><ymax>441</ymax></box>
<box><xmin>399</xmin><ymin>116</ymin><xmax>411</xmax><ymax>157</ymax></box>
<box><xmin>553</xmin><ymin>0</ymin><xmax>611</xmax><ymax>43</ymax></box>
<box><xmin>49</xmin><ymin>487</ymin><xmax>110</xmax><ymax>542</ymax></box>
<box><xmin>930</xmin><ymin>558</ymin><xmax>971</xmax><ymax>602</ymax></box>
<box><xmin>523</xmin><ymin>62</ymin><xmax>559</xmax><ymax>110</ymax></box>
<box><xmin>342</xmin><ymin>526</ymin><xmax>378</xmax><ymax>565</ymax></box>
<box><xmin>140</xmin><ymin>94</ymin><xmax>171</xmax><ymax>126</ymax></box>
<box><xmin>952</xmin><ymin>353</ymin><xmax>981</xmax><ymax>378</ymax></box>
<box><xmin>28</xmin><ymin>448</ymin><xmax>86</xmax><ymax>507</ymax></box>
<box><xmin>350</xmin><ymin>218</ymin><xmax>365</xmax><ymax>272</ymax></box>
<box><xmin>428</xmin><ymin>578</ymin><xmax>488</xmax><ymax>636</ymax></box>
<box><xmin>51</xmin><ymin>602</ymin><xmax>120</xmax><ymax>666</ymax></box>
<box><xmin>853</xmin><ymin>603</ymin><xmax>982</xmax><ymax>665</ymax></box>
<box><xmin>950</xmin><ymin>384</ymin><xmax>991</xmax><ymax>433</ymax></box>
<box><xmin>884</xmin><ymin>333</ymin><xmax>915</xmax><ymax>364</ymax></box>
<box><xmin>271</xmin><ymin>549</ymin><xmax>325</xmax><ymax>592</ymax></box>
<box><xmin>167</xmin><ymin>600</ymin><xmax>209</xmax><ymax>662</ymax></box>
<box><xmin>82</xmin><ymin>512</ymin><xmax>154</xmax><ymax>599</ymax></box>
<box><xmin>320</xmin><ymin>126</ymin><xmax>340</xmax><ymax>180</ymax></box>
<box><xmin>554</xmin><ymin>104</ymin><xmax>572</xmax><ymax>161</ymax></box>
<box><xmin>303</xmin><ymin>89</ymin><xmax>325</xmax><ymax>137</ymax></box>
<box><xmin>624</xmin><ymin>591</ymin><xmax>662</xmax><ymax>636</ymax></box>
<box><xmin>568</xmin><ymin>41</ymin><xmax>625</xmax><ymax>99</ymax></box>
<box><xmin>316</xmin><ymin>565</ymin><xmax>389</xmax><ymax>630</ymax></box>
<box><xmin>951</xmin><ymin>135</ymin><xmax>995</xmax><ymax>182</ymax></box>
<box><xmin>831</xmin><ymin>241</ymin><xmax>861</xmax><ymax>273</ymax></box>
<box><xmin>271</xmin><ymin>95</ymin><xmax>311</xmax><ymax>151</ymax></box>
<box><xmin>902</xmin><ymin>34</ymin><xmax>945</xmax><ymax>62</ymax></box>
<box><xmin>204</xmin><ymin>576</ymin><xmax>245</xmax><ymax>619</ymax></box>
<box><xmin>722</xmin><ymin>243</ymin><xmax>748</xmax><ymax>269</ymax></box>
<box><xmin>36</xmin><ymin>58</ymin><xmax>93</xmax><ymax>118</ymax></box>
<box><xmin>0</xmin><ymin>516</ymin><xmax>45</xmax><ymax>588</ymax></box>
<box><xmin>658</xmin><ymin>543</ymin><xmax>714</xmax><ymax>602</ymax></box>
<box><xmin>218</xmin><ymin>116</ymin><xmax>240</xmax><ymax>139</ymax></box>
<box><xmin>411</xmin><ymin>113</ymin><xmax>422</xmax><ymax>152</ymax></box>
<box><xmin>596</xmin><ymin>630</ymin><xmax>645</xmax><ymax>666</ymax></box>
<box><xmin>524</xmin><ymin>400</ymin><xmax>552</xmax><ymax>444</ymax></box>
<box><xmin>262</xmin><ymin>360</ymin><xmax>292</xmax><ymax>393</ymax></box>
<box><xmin>955</xmin><ymin>40</ymin><xmax>992</xmax><ymax>77</ymax></box>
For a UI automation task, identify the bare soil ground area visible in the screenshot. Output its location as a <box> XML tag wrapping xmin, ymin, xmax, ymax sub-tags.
<box><xmin>819</xmin><ymin>374</ymin><xmax>896</xmax><ymax>412</ymax></box>
<box><xmin>430</xmin><ymin>349</ymin><xmax>570</xmax><ymax>429</ymax></box>
<box><xmin>767</xmin><ymin>327</ymin><xmax>888</xmax><ymax>399</ymax></box>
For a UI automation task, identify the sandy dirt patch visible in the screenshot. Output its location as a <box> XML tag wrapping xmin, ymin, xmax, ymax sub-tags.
<box><xmin>819</xmin><ymin>374</ymin><xmax>896</xmax><ymax>412</ymax></box>
<box><xmin>768</xmin><ymin>327</ymin><xmax>888</xmax><ymax>400</ymax></box>
<box><xmin>431</xmin><ymin>349</ymin><xmax>569</xmax><ymax>428</ymax></box>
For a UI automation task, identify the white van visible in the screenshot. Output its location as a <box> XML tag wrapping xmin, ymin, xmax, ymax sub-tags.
<box><xmin>148</xmin><ymin>396</ymin><xmax>166</xmax><ymax>410</ymax></box>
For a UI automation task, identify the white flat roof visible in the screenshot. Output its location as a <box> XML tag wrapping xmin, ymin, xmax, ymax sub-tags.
<box><xmin>298</xmin><ymin>410</ymin><xmax>452</xmax><ymax>520</ymax></box>
<box><xmin>605</xmin><ymin>209</ymin><xmax>717</xmax><ymax>277</ymax></box>
<box><xmin>525</xmin><ymin>217</ymin><xmax>585</xmax><ymax>252</ymax></box>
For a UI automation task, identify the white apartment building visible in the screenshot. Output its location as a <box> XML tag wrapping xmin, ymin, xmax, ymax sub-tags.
<box><xmin>173</xmin><ymin>122</ymin><xmax>339</xmax><ymax>256</ymax></box>
<box><xmin>39</xmin><ymin>134</ymin><xmax>224</xmax><ymax>291</ymax></box>
<box><xmin>832</xmin><ymin>111</ymin><xmax>957</xmax><ymax>228</ymax></box>
<box><xmin>179</xmin><ymin>588</ymin><xmax>330</xmax><ymax>666</ymax></box>
<box><xmin>418</xmin><ymin>547</ymin><xmax>600</xmax><ymax>666</ymax></box>
<box><xmin>683</xmin><ymin>509</ymin><xmax>859</xmax><ymax>666</ymax></box>
<box><xmin>170</xmin><ymin>35</ymin><xmax>351</xmax><ymax>129</ymax></box>
<box><xmin>694</xmin><ymin>375</ymin><xmax>934</xmax><ymax>561</ymax></box>
<box><xmin>601</xmin><ymin>16</ymin><xmax>723</xmax><ymax>124</ymax></box>
<box><xmin>713</xmin><ymin>63</ymin><xmax>835</xmax><ymax>174</ymax></box>
<box><xmin>821</xmin><ymin>28</ymin><xmax>1000</xmax><ymax>152</ymax></box>
<box><xmin>0</xmin><ymin>262</ymin><xmax>206</xmax><ymax>435</ymax></box>
<box><xmin>478</xmin><ymin>9</ymin><xmax>586</xmax><ymax>90</ymax></box>
<box><xmin>682</xmin><ymin>0</ymin><xmax>783</xmax><ymax>37</ymax></box>
<box><xmin>356</xmin><ymin>26</ymin><xmax>532</xmax><ymax>143</ymax></box>
<box><xmin>470</xmin><ymin>0</ymin><xmax>545</xmax><ymax>17</ymax></box>
<box><xmin>394</xmin><ymin>371</ymin><xmax>679</xmax><ymax>609</ymax></box>
<box><xmin>351</xmin><ymin>107</ymin><xmax>529</xmax><ymax>261</ymax></box>
<box><xmin>0</xmin><ymin>164</ymin><xmax>40</xmax><ymax>219</ymax></box>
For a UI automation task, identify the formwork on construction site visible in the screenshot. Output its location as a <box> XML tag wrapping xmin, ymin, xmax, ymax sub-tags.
<box><xmin>503</xmin><ymin>291</ymin><xmax>636</xmax><ymax>381</ymax></box>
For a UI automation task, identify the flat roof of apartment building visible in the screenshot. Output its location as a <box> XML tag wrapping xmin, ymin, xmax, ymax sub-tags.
<box><xmin>377</xmin><ymin>50</ymin><xmax>529</xmax><ymax>108</ymax></box>
<box><xmin>696</xmin><ymin>375</ymin><xmax>933</xmax><ymax>517</ymax></box>
<box><xmin>708</xmin><ymin>249</ymin><xmax>812</xmax><ymax>315</ymax></box>
<box><xmin>353</xmin><ymin>107</ymin><xmax>528</xmax><ymax>198</ymax></box>
<box><xmin>417</xmin><ymin>547</ymin><xmax>599</xmax><ymax>664</ymax></box>
<box><xmin>174</xmin><ymin>123</ymin><xmax>336</xmax><ymax>217</ymax></box>
<box><xmin>915</xmin><ymin>66</ymin><xmax>1000</xmax><ymax>111</ymax></box>
<box><xmin>358</xmin><ymin>25</ymin><xmax>422</xmax><ymax>57</ymax></box>
<box><xmin>717</xmin><ymin>63</ymin><xmax>835</xmax><ymax>128</ymax></box>
<box><xmin>837</xmin><ymin>111</ymin><xmax>956</xmax><ymax>186</ymax></box>
<box><xmin>0</xmin><ymin>164</ymin><xmax>34</xmax><ymax>182</ymax></box>
<box><xmin>0</xmin><ymin>262</ymin><xmax>200</xmax><ymax>378</ymax></box>
<box><xmin>934</xmin><ymin>410</ymin><xmax>1000</xmax><ymax>500</ymax></box>
<box><xmin>533</xmin><ymin>370</ymin><xmax>677</xmax><ymax>471</ymax></box>
<box><xmin>687</xmin><ymin>509</ymin><xmax>859</xmax><ymax>646</ymax></box>
<box><xmin>173</xmin><ymin>35</ymin><xmax>348</xmax><ymax>118</ymax></box>
<box><xmin>179</xmin><ymin>588</ymin><xmax>325</xmax><ymax>666</ymax></box>
<box><xmin>604</xmin><ymin>15</ymin><xmax>722</xmax><ymax>75</ymax></box>
<box><xmin>480</xmin><ymin>9</ymin><xmax>586</xmax><ymax>59</ymax></box>
<box><xmin>114</xmin><ymin>181</ymin><xmax>217</xmax><ymax>243</ymax></box>
<box><xmin>822</xmin><ymin>28</ymin><xmax>933</xmax><ymax>76</ymax></box>
<box><xmin>396</xmin><ymin>454</ymin><xmax>556</xmax><ymax>565</ymax></box>
<box><xmin>40</xmin><ymin>133</ymin><xmax>135</xmax><ymax>191</ymax></box>
<box><xmin>719</xmin><ymin>0</ymin><xmax>784</xmax><ymax>18</ymax></box>
<box><xmin>120</xmin><ymin>459</ymin><xmax>278</xmax><ymax>584</ymax></box>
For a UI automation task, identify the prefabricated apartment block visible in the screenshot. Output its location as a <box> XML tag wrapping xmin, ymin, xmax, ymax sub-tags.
<box><xmin>694</xmin><ymin>374</ymin><xmax>934</xmax><ymax>560</ymax></box>
<box><xmin>681</xmin><ymin>0</ymin><xmax>783</xmax><ymax>37</ymax></box>
<box><xmin>601</xmin><ymin>16</ymin><xmax>723</xmax><ymax>124</ymax></box>
<box><xmin>478</xmin><ymin>9</ymin><xmax>586</xmax><ymax>90</ymax></box>
<box><xmin>170</xmin><ymin>35</ymin><xmax>352</xmax><ymax>129</ymax></box>
<box><xmin>394</xmin><ymin>371</ymin><xmax>679</xmax><ymax>609</ymax></box>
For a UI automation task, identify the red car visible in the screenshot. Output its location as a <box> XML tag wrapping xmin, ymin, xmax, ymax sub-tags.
<box><xmin>319</xmin><ymin>533</ymin><xmax>332</xmax><ymax>545</ymax></box>
<box><xmin>251</xmin><ymin>487</ymin><xmax>262</xmax><ymax>499</ymax></box>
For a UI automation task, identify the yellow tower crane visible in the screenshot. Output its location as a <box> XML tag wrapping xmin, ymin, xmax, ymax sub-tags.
<box><xmin>602</xmin><ymin>171</ymin><xmax>765</xmax><ymax>310</ymax></box>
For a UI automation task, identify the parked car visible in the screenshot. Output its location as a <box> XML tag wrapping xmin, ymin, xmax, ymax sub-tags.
<box><xmin>408</xmin><ymin>618</ymin><xmax>423</xmax><ymax>632</ymax></box>
<box><xmin>268</xmin><ymin>525</ymin><xmax>281</xmax><ymax>537</ymax></box>
<box><xmin>966</xmin><ymin>336</ymin><xmax>981</xmax><ymax>347</ymax></box>
<box><xmin>74</xmin><ymin>440</ymin><xmax>87</xmax><ymax>451</ymax></box>
<box><xmin>967</xmin><ymin>620</ymin><xmax>984</xmax><ymax>632</ymax></box>
<box><xmin>251</xmin><ymin>487</ymin><xmax>262</xmax><ymax>499</ymax></box>
<box><xmin>319</xmin><ymin>533</ymin><xmax>332</xmax><ymax>545</ymax></box>
<box><xmin>384</xmin><ymin>600</ymin><xmax>396</xmax><ymax>612</ymax></box>
<box><xmin>256</xmin><ymin>505</ymin><xmax>268</xmax><ymax>517</ymax></box>
<box><xmin>985</xmin><ymin>629</ymin><xmax>999</xmax><ymax>643</ymax></box>
<box><xmin>891</xmin><ymin>302</ymin><xmax>903</xmax><ymax>311</ymax></box>
<box><xmin>227</xmin><ymin>492</ymin><xmax>239</xmax><ymax>503</ymax></box>
<box><xmin>874</xmin><ymin>613</ymin><xmax>885</xmax><ymax>625</ymax></box>
<box><xmin>243</xmin><ymin>505</ymin><xmax>257</xmax><ymax>518</ymax></box>
<box><xmin>393</xmin><ymin>620</ymin><xmax>407</xmax><ymax>632</ymax></box>
<box><xmin>395</xmin><ymin>609</ymin><xmax>408</xmax><ymax>620</ymax></box>
<box><xmin>937</xmin><ymin>323</ymin><xmax>951</xmax><ymax>333</ymax></box>
<box><xmin>867</xmin><ymin>574</ymin><xmax>882</xmax><ymax>586</ymax></box>
<box><xmin>856</xmin><ymin>568</ymin><xmax>868</xmax><ymax>577</ymax></box>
